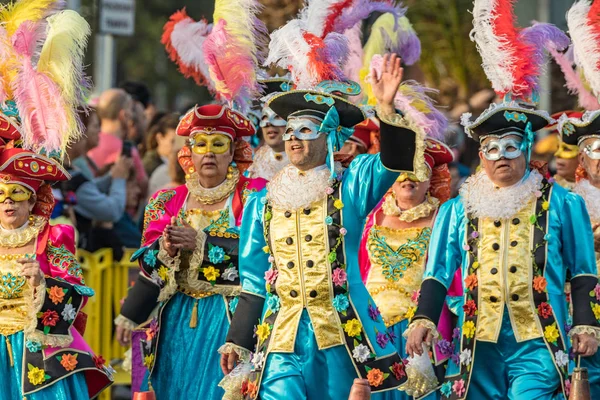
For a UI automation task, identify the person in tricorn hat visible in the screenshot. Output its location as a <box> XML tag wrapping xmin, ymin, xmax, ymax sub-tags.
<box><xmin>406</xmin><ymin>2</ymin><xmax>599</xmax><ymax>399</ymax></box>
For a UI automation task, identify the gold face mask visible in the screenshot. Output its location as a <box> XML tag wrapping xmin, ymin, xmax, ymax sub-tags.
<box><xmin>0</xmin><ymin>183</ymin><xmax>32</xmax><ymax>203</ymax></box>
<box><xmin>396</xmin><ymin>172</ymin><xmax>424</xmax><ymax>183</ymax></box>
<box><xmin>189</xmin><ymin>133</ymin><xmax>232</xmax><ymax>155</ymax></box>
<box><xmin>554</xmin><ymin>142</ymin><xmax>579</xmax><ymax>159</ymax></box>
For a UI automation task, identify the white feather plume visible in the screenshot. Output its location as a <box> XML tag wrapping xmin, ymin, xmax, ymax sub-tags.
<box><xmin>567</xmin><ymin>0</ymin><xmax>600</xmax><ymax>98</ymax></box>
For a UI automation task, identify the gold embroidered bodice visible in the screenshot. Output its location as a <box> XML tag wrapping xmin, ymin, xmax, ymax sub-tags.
<box><xmin>185</xmin><ymin>208</ymin><xmax>226</xmax><ymax>233</ymax></box>
<box><xmin>268</xmin><ymin>198</ymin><xmax>344</xmax><ymax>352</ymax></box>
<box><xmin>0</xmin><ymin>253</ymin><xmax>33</xmax><ymax>335</ymax></box>
<box><xmin>366</xmin><ymin>226</ymin><xmax>431</xmax><ymax>326</ymax></box>
<box><xmin>476</xmin><ymin>198</ymin><xmax>543</xmax><ymax>343</ymax></box>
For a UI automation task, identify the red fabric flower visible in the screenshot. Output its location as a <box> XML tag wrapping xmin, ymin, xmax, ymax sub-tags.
<box><xmin>391</xmin><ymin>362</ymin><xmax>406</xmax><ymax>380</ymax></box>
<box><xmin>241</xmin><ymin>380</ymin><xmax>249</xmax><ymax>395</ymax></box>
<box><xmin>93</xmin><ymin>355</ymin><xmax>106</xmax><ymax>370</ymax></box>
<box><xmin>537</xmin><ymin>302</ymin><xmax>553</xmax><ymax>319</ymax></box>
<box><xmin>41</xmin><ymin>310</ymin><xmax>60</xmax><ymax>327</ymax></box>
<box><xmin>463</xmin><ymin>300</ymin><xmax>477</xmax><ymax>317</ymax></box>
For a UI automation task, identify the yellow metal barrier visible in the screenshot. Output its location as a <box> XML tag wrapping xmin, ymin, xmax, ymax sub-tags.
<box><xmin>78</xmin><ymin>248</ymin><xmax>138</xmax><ymax>400</ymax></box>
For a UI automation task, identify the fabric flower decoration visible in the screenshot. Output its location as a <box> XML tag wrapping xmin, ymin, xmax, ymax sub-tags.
<box><xmin>268</xmin><ymin>255</ymin><xmax>275</xmax><ymax>263</ymax></box>
<box><xmin>368</xmin><ymin>304</ymin><xmax>381</xmax><ymax>321</ymax></box>
<box><xmin>555</xmin><ymin>350</ymin><xmax>569</xmax><ymax>368</ymax></box>
<box><xmin>459</xmin><ymin>349</ymin><xmax>472</xmax><ymax>366</ymax></box>
<box><xmin>256</xmin><ymin>322</ymin><xmax>271</xmax><ymax>343</ymax></box>
<box><xmin>376</xmin><ymin>332</ymin><xmax>389</xmax><ymax>349</ymax></box>
<box><xmin>247</xmin><ymin>381</ymin><xmax>258</xmax><ymax>398</ymax></box>
<box><xmin>143</xmin><ymin>250</ymin><xmax>158</xmax><ymax>268</ymax></box>
<box><xmin>334</xmin><ymin>199</ymin><xmax>344</xmax><ymax>209</ymax></box>
<box><xmin>592</xmin><ymin>303</ymin><xmax>600</xmax><ymax>321</ymax></box>
<box><xmin>264</xmin><ymin>269</ymin><xmax>278</xmax><ymax>285</ymax></box>
<box><xmin>411</xmin><ymin>290</ymin><xmax>420</xmax><ymax>304</ymax></box>
<box><xmin>544</xmin><ymin>323</ymin><xmax>560</xmax><ymax>344</ymax></box>
<box><xmin>332</xmin><ymin>294</ymin><xmax>349</xmax><ymax>313</ymax></box>
<box><xmin>344</xmin><ymin>319</ymin><xmax>362</xmax><ymax>337</ymax></box>
<box><xmin>229</xmin><ymin>297</ymin><xmax>239</xmax><ymax>314</ymax></box>
<box><xmin>440</xmin><ymin>381</ymin><xmax>452</xmax><ymax>397</ymax></box>
<box><xmin>463</xmin><ymin>300</ymin><xmax>477</xmax><ymax>317</ymax></box>
<box><xmin>203</xmin><ymin>266</ymin><xmax>220</xmax><ymax>282</ymax></box>
<box><xmin>267</xmin><ymin>294</ymin><xmax>281</xmax><ymax>313</ymax></box>
<box><xmin>325</xmin><ymin>216</ymin><xmax>333</xmax><ymax>225</ymax></box>
<box><xmin>59</xmin><ymin>353</ymin><xmax>78</xmax><ymax>371</ymax></box>
<box><xmin>326</xmin><ymin>187</ymin><xmax>335</xmax><ymax>195</ymax></box>
<box><xmin>462</xmin><ymin>321</ymin><xmax>475</xmax><ymax>339</ymax></box>
<box><xmin>565</xmin><ymin>379</ymin><xmax>571</xmax><ymax>397</ymax></box>
<box><xmin>157</xmin><ymin>266</ymin><xmax>169</xmax><ymax>282</ymax></box>
<box><xmin>208</xmin><ymin>246</ymin><xmax>226</xmax><ymax>264</ymax></box>
<box><xmin>93</xmin><ymin>355</ymin><xmax>106</xmax><ymax>370</ymax></box>
<box><xmin>41</xmin><ymin>310</ymin><xmax>60</xmax><ymax>327</ymax></box>
<box><xmin>594</xmin><ymin>284</ymin><xmax>600</xmax><ymax>301</ymax></box>
<box><xmin>48</xmin><ymin>286</ymin><xmax>66</xmax><ymax>305</ymax></box>
<box><xmin>27</xmin><ymin>366</ymin><xmax>47</xmax><ymax>386</ymax></box>
<box><xmin>332</xmin><ymin>268</ymin><xmax>347</xmax><ymax>287</ymax></box>
<box><xmin>451</xmin><ymin>353</ymin><xmax>460</xmax><ymax>365</ymax></box>
<box><xmin>542</xmin><ymin>201</ymin><xmax>550</xmax><ymax>211</ymax></box>
<box><xmin>390</xmin><ymin>362</ymin><xmax>406</xmax><ymax>380</ymax></box>
<box><xmin>61</xmin><ymin>304</ymin><xmax>77</xmax><ymax>322</ymax></box>
<box><xmin>452</xmin><ymin>327</ymin><xmax>461</xmax><ymax>339</ymax></box>
<box><xmin>452</xmin><ymin>379</ymin><xmax>466</xmax><ymax>397</ymax></box>
<box><xmin>352</xmin><ymin>344</ymin><xmax>371</xmax><ymax>363</ymax></box>
<box><xmin>339</xmin><ymin>228</ymin><xmax>347</xmax><ymax>236</ymax></box>
<box><xmin>533</xmin><ymin>276</ymin><xmax>547</xmax><ymax>293</ymax></box>
<box><xmin>537</xmin><ymin>302</ymin><xmax>552</xmax><ymax>319</ymax></box>
<box><xmin>222</xmin><ymin>267</ymin><xmax>239</xmax><ymax>281</ymax></box>
<box><xmin>26</xmin><ymin>340</ymin><xmax>42</xmax><ymax>353</ymax></box>
<box><xmin>367</xmin><ymin>368</ymin><xmax>385</xmax><ymax>387</ymax></box>
<box><xmin>436</xmin><ymin>339</ymin><xmax>453</xmax><ymax>358</ymax></box>
<box><xmin>143</xmin><ymin>354</ymin><xmax>155</xmax><ymax>368</ymax></box>
<box><xmin>464</xmin><ymin>274</ymin><xmax>478</xmax><ymax>291</ymax></box>
<box><xmin>150</xmin><ymin>270</ymin><xmax>163</xmax><ymax>285</ymax></box>
<box><xmin>251</xmin><ymin>352</ymin><xmax>266</xmax><ymax>370</ymax></box>
<box><xmin>387</xmin><ymin>328</ymin><xmax>397</xmax><ymax>343</ymax></box>
<box><xmin>404</xmin><ymin>307</ymin><xmax>416</xmax><ymax>321</ymax></box>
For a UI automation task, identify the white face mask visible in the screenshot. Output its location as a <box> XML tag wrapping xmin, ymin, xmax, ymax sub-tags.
<box><xmin>481</xmin><ymin>136</ymin><xmax>523</xmax><ymax>161</ymax></box>
<box><xmin>282</xmin><ymin>118</ymin><xmax>324</xmax><ymax>141</ymax></box>
<box><xmin>260</xmin><ymin>107</ymin><xmax>286</xmax><ymax>128</ymax></box>
<box><xmin>582</xmin><ymin>139</ymin><xmax>600</xmax><ymax>160</ymax></box>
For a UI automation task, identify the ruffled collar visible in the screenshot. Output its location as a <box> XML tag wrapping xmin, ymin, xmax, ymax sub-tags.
<box><xmin>573</xmin><ymin>179</ymin><xmax>600</xmax><ymax>224</ymax></box>
<box><xmin>459</xmin><ymin>169</ymin><xmax>544</xmax><ymax>219</ymax></box>
<box><xmin>246</xmin><ymin>145</ymin><xmax>289</xmax><ymax>181</ymax></box>
<box><xmin>267</xmin><ymin>164</ymin><xmax>335</xmax><ymax>211</ymax></box>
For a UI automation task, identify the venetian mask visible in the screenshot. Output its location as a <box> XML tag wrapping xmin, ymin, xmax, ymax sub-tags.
<box><xmin>282</xmin><ymin>118</ymin><xmax>324</xmax><ymax>141</ymax></box>
<box><xmin>189</xmin><ymin>133</ymin><xmax>232</xmax><ymax>155</ymax></box>
<box><xmin>481</xmin><ymin>136</ymin><xmax>523</xmax><ymax>161</ymax></box>
<box><xmin>582</xmin><ymin>138</ymin><xmax>600</xmax><ymax>160</ymax></box>
<box><xmin>260</xmin><ymin>107</ymin><xmax>286</xmax><ymax>128</ymax></box>
<box><xmin>0</xmin><ymin>183</ymin><xmax>32</xmax><ymax>203</ymax></box>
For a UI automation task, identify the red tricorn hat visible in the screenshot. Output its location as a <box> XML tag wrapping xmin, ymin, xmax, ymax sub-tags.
<box><xmin>424</xmin><ymin>138</ymin><xmax>454</xmax><ymax>173</ymax></box>
<box><xmin>0</xmin><ymin>148</ymin><xmax>69</xmax><ymax>193</ymax></box>
<box><xmin>176</xmin><ymin>104</ymin><xmax>256</xmax><ymax>139</ymax></box>
<box><xmin>350</xmin><ymin>118</ymin><xmax>380</xmax><ymax>150</ymax></box>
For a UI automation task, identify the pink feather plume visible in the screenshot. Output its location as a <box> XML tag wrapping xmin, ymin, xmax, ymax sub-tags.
<box><xmin>550</xmin><ymin>46</ymin><xmax>600</xmax><ymax>111</ymax></box>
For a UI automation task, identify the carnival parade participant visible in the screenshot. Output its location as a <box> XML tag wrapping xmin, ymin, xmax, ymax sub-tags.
<box><xmin>550</xmin><ymin>112</ymin><xmax>582</xmax><ymax>191</ymax></box>
<box><xmin>0</xmin><ymin>2</ymin><xmax>114</xmax><ymax>398</ymax></box>
<box><xmin>555</xmin><ymin>2</ymin><xmax>600</xmax><ymax>396</ymax></box>
<box><xmin>406</xmin><ymin>2</ymin><xmax>600</xmax><ymax>399</ymax></box>
<box><xmin>245</xmin><ymin>78</ymin><xmax>292</xmax><ymax>181</ymax></box>
<box><xmin>359</xmin><ymin>73</ymin><xmax>456</xmax><ymax>399</ymax></box>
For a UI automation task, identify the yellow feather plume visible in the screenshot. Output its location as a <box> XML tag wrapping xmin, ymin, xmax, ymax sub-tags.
<box><xmin>0</xmin><ymin>0</ymin><xmax>60</xmax><ymax>36</ymax></box>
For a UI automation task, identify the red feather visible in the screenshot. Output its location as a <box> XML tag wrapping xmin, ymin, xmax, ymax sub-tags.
<box><xmin>589</xmin><ymin>0</ymin><xmax>600</xmax><ymax>71</ymax></box>
<box><xmin>322</xmin><ymin>0</ymin><xmax>354</xmax><ymax>38</ymax></box>
<box><xmin>303</xmin><ymin>32</ymin><xmax>338</xmax><ymax>82</ymax></box>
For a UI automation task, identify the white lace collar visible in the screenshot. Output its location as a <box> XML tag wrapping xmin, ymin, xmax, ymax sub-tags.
<box><xmin>459</xmin><ymin>169</ymin><xmax>544</xmax><ymax>219</ymax></box>
<box><xmin>246</xmin><ymin>145</ymin><xmax>289</xmax><ymax>181</ymax></box>
<box><xmin>573</xmin><ymin>179</ymin><xmax>600</xmax><ymax>224</ymax></box>
<box><xmin>267</xmin><ymin>164</ymin><xmax>334</xmax><ymax>211</ymax></box>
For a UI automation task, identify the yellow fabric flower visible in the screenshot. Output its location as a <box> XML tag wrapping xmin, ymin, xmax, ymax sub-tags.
<box><xmin>344</xmin><ymin>318</ymin><xmax>362</xmax><ymax>337</ymax></box>
<box><xmin>157</xmin><ymin>266</ymin><xmax>169</xmax><ymax>282</ymax></box>
<box><xmin>472</xmin><ymin>261</ymin><xmax>480</xmax><ymax>270</ymax></box>
<box><xmin>544</xmin><ymin>324</ymin><xmax>560</xmax><ymax>343</ymax></box>
<box><xmin>542</xmin><ymin>201</ymin><xmax>550</xmax><ymax>211</ymax></box>
<box><xmin>463</xmin><ymin>320</ymin><xmax>476</xmax><ymax>339</ymax></box>
<box><xmin>262</xmin><ymin>245</ymin><xmax>270</xmax><ymax>254</ymax></box>
<box><xmin>404</xmin><ymin>307</ymin><xmax>416</xmax><ymax>321</ymax></box>
<box><xmin>256</xmin><ymin>322</ymin><xmax>271</xmax><ymax>343</ymax></box>
<box><xmin>28</xmin><ymin>366</ymin><xmax>46</xmax><ymax>385</ymax></box>
<box><xmin>334</xmin><ymin>199</ymin><xmax>344</xmax><ymax>210</ymax></box>
<box><xmin>592</xmin><ymin>303</ymin><xmax>600</xmax><ymax>321</ymax></box>
<box><xmin>143</xmin><ymin>354</ymin><xmax>155</xmax><ymax>368</ymax></box>
<box><xmin>203</xmin><ymin>266</ymin><xmax>221</xmax><ymax>282</ymax></box>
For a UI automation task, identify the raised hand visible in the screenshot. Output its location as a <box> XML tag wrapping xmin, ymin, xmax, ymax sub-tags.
<box><xmin>371</xmin><ymin>53</ymin><xmax>403</xmax><ymax>115</ymax></box>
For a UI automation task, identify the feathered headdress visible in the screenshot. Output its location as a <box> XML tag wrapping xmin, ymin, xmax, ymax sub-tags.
<box><xmin>0</xmin><ymin>1</ymin><xmax>90</xmax><ymax>156</ymax></box>
<box><xmin>162</xmin><ymin>1</ymin><xmax>267</xmax><ymax>112</ymax></box>
<box><xmin>462</xmin><ymin>0</ymin><xmax>569</xmax><ymax>141</ymax></box>
<box><xmin>567</xmin><ymin>0</ymin><xmax>600</xmax><ymax>101</ymax></box>
<box><xmin>265</xmin><ymin>0</ymin><xmax>399</xmax><ymax>90</ymax></box>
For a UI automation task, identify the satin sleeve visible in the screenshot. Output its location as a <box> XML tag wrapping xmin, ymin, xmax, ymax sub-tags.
<box><xmin>343</xmin><ymin>154</ymin><xmax>398</xmax><ymax>220</ymax></box>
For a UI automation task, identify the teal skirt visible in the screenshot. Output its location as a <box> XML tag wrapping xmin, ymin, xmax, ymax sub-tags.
<box><xmin>141</xmin><ymin>292</ymin><xmax>229</xmax><ymax>400</ymax></box>
<box><xmin>0</xmin><ymin>331</ymin><xmax>89</xmax><ymax>400</ymax></box>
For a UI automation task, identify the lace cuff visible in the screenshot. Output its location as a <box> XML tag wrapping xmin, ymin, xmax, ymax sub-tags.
<box><xmin>114</xmin><ymin>314</ymin><xmax>138</xmax><ymax>331</ymax></box>
<box><xmin>218</xmin><ymin>343</ymin><xmax>251</xmax><ymax>362</ymax></box>
<box><xmin>157</xmin><ymin>237</ymin><xmax>181</xmax><ymax>302</ymax></box>
<box><xmin>376</xmin><ymin>105</ymin><xmax>405</xmax><ymax>125</ymax></box>
<box><xmin>569</xmin><ymin>325</ymin><xmax>600</xmax><ymax>340</ymax></box>
<box><xmin>399</xmin><ymin>349</ymin><xmax>439</xmax><ymax>398</ymax></box>
<box><xmin>403</xmin><ymin>318</ymin><xmax>441</xmax><ymax>341</ymax></box>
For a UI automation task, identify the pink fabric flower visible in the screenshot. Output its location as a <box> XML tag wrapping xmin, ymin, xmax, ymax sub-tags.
<box><xmin>565</xmin><ymin>379</ymin><xmax>571</xmax><ymax>397</ymax></box>
<box><xmin>594</xmin><ymin>284</ymin><xmax>600</xmax><ymax>301</ymax></box>
<box><xmin>326</xmin><ymin>187</ymin><xmax>335</xmax><ymax>195</ymax></box>
<box><xmin>411</xmin><ymin>290</ymin><xmax>420</xmax><ymax>304</ymax></box>
<box><xmin>535</xmin><ymin>190</ymin><xmax>543</xmax><ymax>198</ymax></box>
<box><xmin>340</xmin><ymin>228</ymin><xmax>347</xmax><ymax>236</ymax></box>
<box><xmin>452</xmin><ymin>379</ymin><xmax>466</xmax><ymax>397</ymax></box>
<box><xmin>332</xmin><ymin>268</ymin><xmax>347</xmax><ymax>287</ymax></box>
<box><xmin>265</xmin><ymin>269</ymin><xmax>278</xmax><ymax>285</ymax></box>
<box><xmin>268</xmin><ymin>255</ymin><xmax>275</xmax><ymax>263</ymax></box>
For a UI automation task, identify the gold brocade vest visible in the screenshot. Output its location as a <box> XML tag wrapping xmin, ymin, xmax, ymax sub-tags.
<box><xmin>475</xmin><ymin>198</ymin><xmax>543</xmax><ymax>342</ymax></box>
<box><xmin>268</xmin><ymin>199</ymin><xmax>344</xmax><ymax>352</ymax></box>
<box><xmin>0</xmin><ymin>254</ymin><xmax>32</xmax><ymax>336</ymax></box>
<box><xmin>366</xmin><ymin>226</ymin><xmax>430</xmax><ymax>327</ymax></box>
